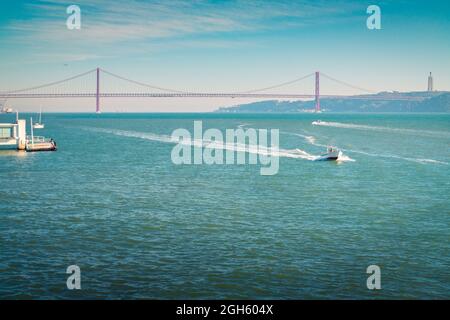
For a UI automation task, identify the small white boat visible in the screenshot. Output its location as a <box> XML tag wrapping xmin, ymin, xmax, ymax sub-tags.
<box><xmin>316</xmin><ymin>146</ymin><xmax>341</xmax><ymax>161</ymax></box>
<box><xmin>1</xmin><ymin>106</ymin><xmax>13</xmax><ymax>113</ymax></box>
<box><xmin>312</xmin><ymin>120</ymin><xmax>322</xmax><ymax>125</ymax></box>
<box><xmin>33</xmin><ymin>107</ymin><xmax>45</xmax><ymax>129</ymax></box>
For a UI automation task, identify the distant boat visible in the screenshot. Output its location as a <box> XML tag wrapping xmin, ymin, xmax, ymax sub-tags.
<box><xmin>316</xmin><ymin>146</ymin><xmax>342</xmax><ymax>161</ymax></box>
<box><xmin>1</xmin><ymin>106</ymin><xmax>13</xmax><ymax>113</ymax></box>
<box><xmin>33</xmin><ymin>107</ymin><xmax>45</xmax><ymax>129</ymax></box>
<box><xmin>312</xmin><ymin>120</ymin><xmax>322</xmax><ymax>125</ymax></box>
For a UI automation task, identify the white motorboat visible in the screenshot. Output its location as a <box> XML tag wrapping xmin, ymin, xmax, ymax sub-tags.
<box><xmin>316</xmin><ymin>146</ymin><xmax>341</xmax><ymax>161</ymax></box>
<box><xmin>312</xmin><ymin>120</ymin><xmax>322</xmax><ymax>125</ymax></box>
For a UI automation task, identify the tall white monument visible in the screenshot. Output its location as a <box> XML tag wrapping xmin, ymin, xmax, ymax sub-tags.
<box><xmin>427</xmin><ymin>72</ymin><xmax>434</xmax><ymax>92</ymax></box>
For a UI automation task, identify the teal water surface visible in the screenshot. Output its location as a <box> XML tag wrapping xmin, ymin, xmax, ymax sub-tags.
<box><xmin>0</xmin><ymin>112</ymin><xmax>449</xmax><ymax>299</ymax></box>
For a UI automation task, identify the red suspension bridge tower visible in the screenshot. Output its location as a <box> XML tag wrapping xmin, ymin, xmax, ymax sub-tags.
<box><xmin>96</xmin><ymin>67</ymin><xmax>101</xmax><ymax>114</ymax></box>
<box><xmin>315</xmin><ymin>71</ymin><xmax>320</xmax><ymax>113</ymax></box>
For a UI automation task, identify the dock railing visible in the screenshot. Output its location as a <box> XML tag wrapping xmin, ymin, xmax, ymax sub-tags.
<box><xmin>26</xmin><ymin>135</ymin><xmax>51</xmax><ymax>143</ymax></box>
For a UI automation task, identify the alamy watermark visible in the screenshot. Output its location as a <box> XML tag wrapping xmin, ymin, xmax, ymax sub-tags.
<box><xmin>171</xmin><ymin>121</ymin><xmax>280</xmax><ymax>176</ymax></box>
<box><xmin>66</xmin><ymin>5</ymin><xmax>81</xmax><ymax>30</ymax></box>
<box><xmin>66</xmin><ymin>265</ymin><xmax>81</xmax><ymax>290</ymax></box>
<box><xmin>65</xmin><ymin>4</ymin><xmax>380</xmax><ymax>31</ymax></box>
<box><xmin>366</xmin><ymin>265</ymin><xmax>381</xmax><ymax>290</ymax></box>
<box><xmin>367</xmin><ymin>5</ymin><xmax>381</xmax><ymax>30</ymax></box>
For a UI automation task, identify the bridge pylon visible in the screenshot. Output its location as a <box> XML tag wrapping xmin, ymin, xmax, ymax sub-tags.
<box><xmin>96</xmin><ymin>67</ymin><xmax>101</xmax><ymax>114</ymax></box>
<box><xmin>315</xmin><ymin>71</ymin><xmax>320</xmax><ymax>113</ymax></box>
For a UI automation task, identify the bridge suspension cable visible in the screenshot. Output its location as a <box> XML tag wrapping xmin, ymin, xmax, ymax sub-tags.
<box><xmin>320</xmin><ymin>72</ymin><xmax>375</xmax><ymax>94</ymax></box>
<box><xmin>100</xmin><ymin>68</ymin><xmax>190</xmax><ymax>94</ymax></box>
<box><xmin>102</xmin><ymin>68</ymin><xmax>315</xmax><ymax>95</ymax></box>
<box><xmin>0</xmin><ymin>68</ymin><xmax>97</xmax><ymax>94</ymax></box>
<box><xmin>235</xmin><ymin>72</ymin><xmax>315</xmax><ymax>94</ymax></box>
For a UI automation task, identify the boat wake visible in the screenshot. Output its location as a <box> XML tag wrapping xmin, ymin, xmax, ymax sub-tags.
<box><xmin>89</xmin><ymin>126</ymin><xmax>446</xmax><ymax>165</ymax></box>
<box><xmin>341</xmin><ymin>148</ymin><xmax>449</xmax><ymax>165</ymax></box>
<box><xmin>83</xmin><ymin>127</ymin><xmax>325</xmax><ymax>161</ymax></box>
<box><xmin>237</xmin><ymin>123</ymin><xmax>251</xmax><ymax>129</ymax></box>
<box><xmin>312</xmin><ymin>121</ymin><xmax>450</xmax><ymax>138</ymax></box>
<box><xmin>284</xmin><ymin>131</ymin><xmax>448</xmax><ymax>165</ymax></box>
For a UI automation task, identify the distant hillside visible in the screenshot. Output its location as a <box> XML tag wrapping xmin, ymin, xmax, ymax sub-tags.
<box><xmin>215</xmin><ymin>92</ymin><xmax>450</xmax><ymax>113</ymax></box>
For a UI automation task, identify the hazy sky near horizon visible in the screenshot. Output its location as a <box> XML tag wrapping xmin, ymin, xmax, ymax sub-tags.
<box><xmin>0</xmin><ymin>0</ymin><xmax>449</xmax><ymax>112</ymax></box>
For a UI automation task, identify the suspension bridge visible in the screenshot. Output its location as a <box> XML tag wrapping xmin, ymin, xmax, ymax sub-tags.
<box><xmin>0</xmin><ymin>68</ymin><xmax>427</xmax><ymax>113</ymax></box>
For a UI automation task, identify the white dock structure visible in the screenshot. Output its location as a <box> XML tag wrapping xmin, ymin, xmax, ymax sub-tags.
<box><xmin>0</xmin><ymin>114</ymin><xmax>27</xmax><ymax>150</ymax></box>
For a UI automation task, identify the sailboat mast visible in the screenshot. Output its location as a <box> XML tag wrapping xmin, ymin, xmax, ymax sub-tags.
<box><xmin>30</xmin><ymin>117</ymin><xmax>34</xmax><ymax>145</ymax></box>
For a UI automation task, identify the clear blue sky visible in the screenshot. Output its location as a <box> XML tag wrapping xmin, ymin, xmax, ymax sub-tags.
<box><xmin>0</xmin><ymin>0</ymin><xmax>449</xmax><ymax>112</ymax></box>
